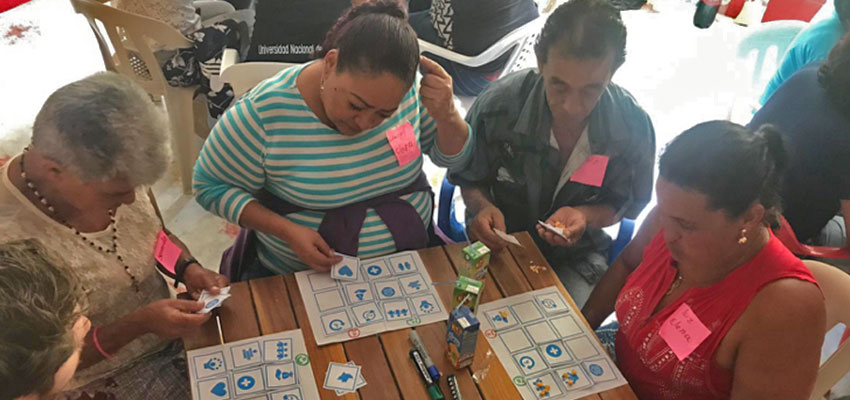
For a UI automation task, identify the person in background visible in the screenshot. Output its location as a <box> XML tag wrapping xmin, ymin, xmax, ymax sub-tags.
<box><xmin>759</xmin><ymin>0</ymin><xmax>848</xmax><ymax>104</ymax></box>
<box><xmin>194</xmin><ymin>1</ymin><xmax>471</xmax><ymax>278</ymax></box>
<box><xmin>246</xmin><ymin>0</ymin><xmax>356</xmax><ymax>63</ymax></box>
<box><xmin>409</xmin><ymin>0</ymin><xmax>539</xmax><ymax>96</ymax></box>
<box><xmin>448</xmin><ymin>0</ymin><xmax>655</xmax><ymax>307</ymax></box>
<box><xmin>0</xmin><ymin>72</ymin><xmax>228</xmax><ymax>399</ymax></box>
<box><xmin>583</xmin><ymin>121</ymin><xmax>825</xmax><ymax>400</ymax></box>
<box><xmin>0</xmin><ymin>240</ymin><xmax>90</xmax><ymax>400</ymax></box>
<box><xmin>748</xmin><ymin>33</ymin><xmax>850</xmax><ymax>248</ymax></box>
<box><xmin>113</xmin><ymin>0</ymin><xmax>254</xmax><ymax>119</ymax></box>
<box><xmin>113</xmin><ymin>0</ymin><xmax>202</xmax><ymax>37</ymax></box>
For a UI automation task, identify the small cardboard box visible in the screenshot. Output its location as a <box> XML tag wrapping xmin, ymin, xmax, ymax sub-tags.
<box><xmin>446</xmin><ymin>306</ymin><xmax>479</xmax><ymax>369</ymax></box>
<box><xmin>459</xmin><ymin>241</ymin><xmax>490</xmax><ymax>280</ymax></box>
<box><xmin>451</xmin><ymin>276</ymin><xmax>484</xmax><ymax>314</ymax></box>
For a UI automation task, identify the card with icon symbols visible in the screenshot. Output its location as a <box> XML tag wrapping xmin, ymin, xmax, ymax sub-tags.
<box><xmin>187</xmin><ymin>329</ymin><xmax>319</xmax><ymax>400</ymax></box>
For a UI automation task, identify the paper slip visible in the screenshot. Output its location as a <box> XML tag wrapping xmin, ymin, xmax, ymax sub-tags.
<box><xmin>331</xmin><ymin>253</ymin><xmax>360</xmax><ymax>281</ymax></box>
<box><xmin>659</xmin><ymin>303</ymin><xmax>711</xmax><ymax>361</ymax></box>
<box><xmin>569</xmin><ymin>155</ymin><xmax>609</xmax><ymax>187</ymax></box>
<box><xmin>494</xmin><ymin>229</ymin><xmax>523</xmax><ymax>247</ymax></box>
<box><xmin>324</xmin><ymin>362</ymin><xmax>362</xmax><ymax>393</ymax></box>
<box><xmin>335</xmin><ymin>361</ymin><xmax>367</xmax><ymax>395</ymax></box>
<box><xmin>386</xmin><ymin>122</ymin><xmax>420</xmax><ymax>166</ymax></box>
<box><xmin>154</xmin><ymin>230</ymin><xmax>182</xmax><ymax>272</ymax></box>
<box><xmin>197</xmin><ymin>286</ymin><xmax>231</xmax><ymax>314</ymax></box>
<box><xmin>538</xmin><ymin>220</ymin><xmax>569</xmax><ymax>240</ymax></box>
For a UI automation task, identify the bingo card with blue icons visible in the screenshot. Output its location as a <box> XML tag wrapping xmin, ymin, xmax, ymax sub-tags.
<box><xmin>187</xmin><ymin>329</ymin><xmax>319</xmax><ymax>400</ymax></box>
<box><xmin>295</xmin><ymin>251</ymin><xmax>448</xmax><ymax>345</ymax></box>
<box><xmin>477</xmin><ymin>287</ymin><xmax>627</xmax><ymax>399</ymax></box>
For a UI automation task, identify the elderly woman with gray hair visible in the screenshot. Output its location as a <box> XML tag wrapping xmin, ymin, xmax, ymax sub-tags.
<box><xmin>0</xmin><ymin>72</ymin><xmax>229</xmax><ymax>399</ymax></box>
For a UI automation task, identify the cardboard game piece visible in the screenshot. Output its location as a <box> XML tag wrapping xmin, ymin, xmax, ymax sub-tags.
<box><xmin>446</xmin><ymin>306</ymin><xmax>479</xmax><ymax>369</ymax></box>
<box><xmin>451</xmin><ymin>276</ymin><xmax>484</xmax><ymax>314</ymax></box>
<box><xmin>459</xmin><ymin>241</ymin><xmax>491</xmax><ymax>280</ymax></box>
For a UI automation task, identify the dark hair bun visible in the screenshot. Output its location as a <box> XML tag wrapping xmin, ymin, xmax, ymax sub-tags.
<box><xmin>754</xmin><ymin>124</ymin><xmax>788</xmax><ymax>177</ymax></box>
<box><xmin>315</xmin><ymin>0</ymin><xmax>419</xmax><ymax>86</ymax></box>
<box><xmin>348</xmin><ymin>0</ymin><xmax>407</xmax><ymax>20</ymax></box>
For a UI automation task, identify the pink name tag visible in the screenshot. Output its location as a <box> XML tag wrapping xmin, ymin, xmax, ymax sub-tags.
<box><xmin>154</xmin><ymin>230</ymin><xmax>182</xmax><ymax>273</ymax></box>
<box><xmin>386</xmin><ymin>122</ymin><xmax>420</xmax><ymax>166</ymax></box>
<box><xmin>659</xmin><ymin>303</ymin><xmax>712</xmax><ymax>361</ymax></box>
<box><xmin>570</xmin><ymin>155</ymin><xmax>609</xmax><ymax>187</ymax></box>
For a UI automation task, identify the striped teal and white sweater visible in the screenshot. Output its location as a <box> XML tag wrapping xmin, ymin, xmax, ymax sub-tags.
<box><xmin>193</xmin><ymin>63</ymin><xmax>473</xmax><ymax>273</ymax></box>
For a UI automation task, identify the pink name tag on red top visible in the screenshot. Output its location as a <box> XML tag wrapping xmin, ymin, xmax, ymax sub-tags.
<box><xmin>386</xmin><ymin>122</ymin><xmax>420</xmax><ymax>166</ymax></box>
<box><xmin>154</xmin><ymin>230</ymin><xmax>182</xmax><ymax>273</ymax></box>
<box><xmin>659</xmin><ymin>303</ymin><xmax>712</xmax><ymax>361</ymax></box>
<box><xmin>570</xmin><ymin>155</ymin><xmax>609</xmax><ymax>187</ymax></box>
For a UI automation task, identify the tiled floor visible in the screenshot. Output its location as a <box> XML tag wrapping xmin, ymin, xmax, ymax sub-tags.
<box><xmin>2</xmin><ymin>0</ymin><xmax>848</xmax><ymax>396</ymax></box>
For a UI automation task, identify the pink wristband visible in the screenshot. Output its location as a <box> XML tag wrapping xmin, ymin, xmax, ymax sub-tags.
<box><xmin>92</xmin><ymin>326</ymin><xmax>113</xmax><ymax>359</ymax></box>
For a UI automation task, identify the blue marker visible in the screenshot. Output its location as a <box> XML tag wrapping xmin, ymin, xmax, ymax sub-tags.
<box><xmin>409</xmin><ymin>330</ymin><xmax>441</xmax><ymax>382</ymax></box>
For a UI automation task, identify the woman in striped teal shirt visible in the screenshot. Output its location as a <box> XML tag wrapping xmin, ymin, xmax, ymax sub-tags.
<box><xmin>193</xmin><ymin>1</ymin><xmax>472</xmax><ymax>277</ymax></box>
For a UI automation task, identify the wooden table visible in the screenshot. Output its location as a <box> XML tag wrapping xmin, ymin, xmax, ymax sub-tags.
<box><xmin>184</xmin><ymin>232</ymin><xmax>637</xmax><ymax>400</ymax></box>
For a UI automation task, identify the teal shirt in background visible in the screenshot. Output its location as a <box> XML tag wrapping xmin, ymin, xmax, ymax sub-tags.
<box><xmin>760</xmin><ymin>11</ymin><xmax>845</xmax><ymax>105</ymax></box>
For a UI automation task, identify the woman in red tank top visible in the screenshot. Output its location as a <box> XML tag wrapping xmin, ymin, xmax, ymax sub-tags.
<box><xmin>582</xmin><ymin>121</ymin><xmax>825</xmax><ymax>400</ymax></box>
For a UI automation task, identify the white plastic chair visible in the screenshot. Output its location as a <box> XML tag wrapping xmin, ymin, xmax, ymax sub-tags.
<box><xmin>71</xmin><ymin>0</ymin><xmax>202</xmax><ymax>194</ymax></box>
<box><xmin>803</xmin><ymin>260</ymin><xmax>850</xmax><ymax>400</ymax></box>
<box><xmin>727</xmin><ymin>19</ymin><xmax>807</xmax><ymax>123</ymax></box>
<box><xmin>195</xmin><ymin>0</ymin><xmax>235</xmax><ymax>20</ymax></box>
<box><xmin>217</xmin><ymin>48</ymin><xmax>295</xmax><ymax>97</ymax></box>
<box><xmin>417</xmin><ymin>14</ymin><xmax>547</xmax><ymax>79</ymax></box>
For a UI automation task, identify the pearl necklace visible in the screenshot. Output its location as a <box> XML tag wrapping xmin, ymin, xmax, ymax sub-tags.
<box><xmin>19</xmin><ymin>148</ymin><xmax>139</xmax><ymax>292</ymax></box>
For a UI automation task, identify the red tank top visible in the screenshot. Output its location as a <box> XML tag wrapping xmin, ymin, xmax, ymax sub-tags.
<box><xmin>614</xmin><ymin>231</ymin><xmax>818</xmax><ymax>399</ymax></box>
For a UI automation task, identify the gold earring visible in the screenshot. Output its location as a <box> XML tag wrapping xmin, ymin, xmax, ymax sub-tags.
<box><xmin>738</xmin><ymin>228</ymin><xmax>748</xmax><ymax>245</ymax></box>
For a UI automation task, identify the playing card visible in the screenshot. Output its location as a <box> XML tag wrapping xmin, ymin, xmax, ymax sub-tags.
<box><xmin>331</xmin><ymin>253</ymin><xmax>360</xmax><ymax>281</ymax></box>
<box><xmin>538</xmin><ymin>220</ymin><xmax>569</xmax><ymax>240</ymax></box>
<box><xmin>335</xmin><ymin>361</ymin><xmax>367</xmax><ymax>395</ymax></box>
<box><xmin>323</xmin><ymin>362</ymin><xmax>361</xmax><ymax>392</ymax></box>
<box><xmin>494</xmin><ymin>229</ymin><xmax>523</xmax><ymax>247</ymax></box>
<box><xmin>198</xmin><ymin>286</ymin><xmax>230</xmax><ymax>303</ymax></box>
<box><xmin>197</xmin><ymin>288</ymin><xmax>232</xmax><ymax>314</ymax></box>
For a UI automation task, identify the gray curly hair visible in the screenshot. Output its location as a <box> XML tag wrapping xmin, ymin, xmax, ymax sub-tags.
<box><xmin>31</xmin><ymin>72</ymin><xmax>171</xmax><ymax>186</ymax></box>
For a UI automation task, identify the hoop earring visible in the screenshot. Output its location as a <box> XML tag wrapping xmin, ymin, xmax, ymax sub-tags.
<box><xmin>738</xmin><ymin>228</ymin><xmax>748</xmax><ymax>245</ymax></box>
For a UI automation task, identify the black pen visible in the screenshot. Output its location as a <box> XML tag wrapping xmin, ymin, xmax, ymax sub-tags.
<box><xmin>410</xmin><ymin>349</ymin><xmax>445</xmax><ymax>400</ymax></box>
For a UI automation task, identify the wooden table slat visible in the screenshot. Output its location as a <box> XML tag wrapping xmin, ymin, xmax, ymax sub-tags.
<box><xmin>182</xmin><ymin>310</ymin><xmax>224</xmax><ymax>351</ymax></box>
<box><xmin>380</xmin><ymin>328</ymin><xmax>433</xmax><ymax>400</ymax></box>
<box><xmin>416</xmin><ymin>323</ymin><xmax>484</xmax><ymax>400</ymax></box>
<box><xmin>250</xmin><ymin>276</ymin><xmax>297</xmax><ymax>333</ymax></box>
<box><xmin>598</xmin><ymin>385</ymin><xmax>641</xmax><ymax>400</ymax></box>
<box><xmin>184</xmin><ymin>234</ymin><xmax>635</xmax><ymax>400</ymax></box>
<box><xmin>418</xmin><ymin>246</ymin><xmax>459</xmax><ymax>308</ymax></box>
<box><xmin>486</xmin><ymin>247</ymin><xmax>534</xmax><ymax>297</ymax></box>
<box><xmin>218</xmin><ymin>281</ymin><xmax>261</xmax><ymax>342</ymax></box>
<box><xmin>416</xmin><ymin>246</ymin><xmax>484</xmax><ymax>400</ymax></box>
<box><xmin>508</xmin><ymin>233</ymin><xmax>597</xmax><ymax>337</ymax></box>
<box><xmin>442</xmin><ymin>243</ymin><xmax>522</xmax><ymax>400</ymax></box>
<box><xmin>509</xmin><ymin>232</ymin><xmax>636</xmax><ymax>400</ymax></box>
<box><xmin>343</xmin><ymin>336</ymin><xmax>402</xmax><ymax>400</ymax></box>
<box><xmin>283</xmin><ymin>274</ymin><xmax>360</xmax><ymax>400</ymax></box>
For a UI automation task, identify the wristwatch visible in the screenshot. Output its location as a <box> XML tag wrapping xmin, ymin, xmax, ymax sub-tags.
<box><xmin>174</xmin><ymin>257</ymin><xmax>200</xmax><ymax>288</ymax></box>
